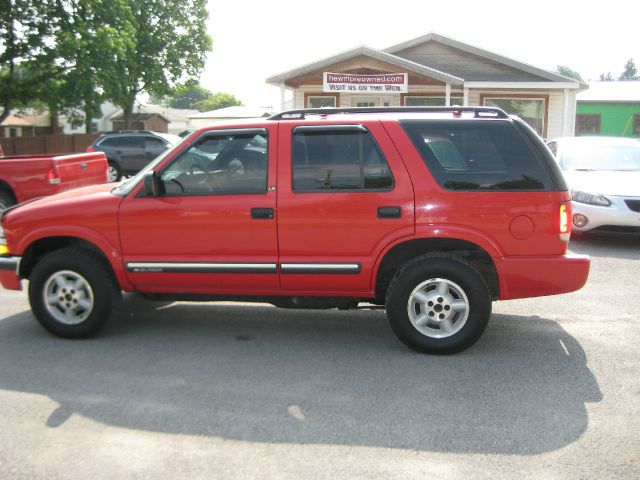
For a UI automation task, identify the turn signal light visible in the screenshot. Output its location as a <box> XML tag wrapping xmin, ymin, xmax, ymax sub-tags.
<box><xmin>86</xmin><ymin>146</ymin><xmax>95</xmax><ymax>152</ymax></box>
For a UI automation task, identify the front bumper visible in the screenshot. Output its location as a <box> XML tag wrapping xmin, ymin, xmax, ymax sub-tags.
<box><xmin>573</xmin><ymin>196</ymin><xmax>640</xmax><ymax>232</ymax></box>
<box><xmin>0</xmin><ymin>256</ymin><xmax>22</xmax><ymax>291</ymax></box>
<box><xmin>496</xmin><ymin>253</ymin><xmax>590</xmax><ymax>300</ymax></box>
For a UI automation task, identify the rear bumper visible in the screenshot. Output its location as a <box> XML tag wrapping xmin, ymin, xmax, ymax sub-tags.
<box><xmin>496</xmin><ymin>253</ymin><xmax>590</xmax><ymax>300</ymax></box>
<box><xmin>0</xmin><ymin>256</ymin><xmax>22</xmax><ymax>291</ymax></box>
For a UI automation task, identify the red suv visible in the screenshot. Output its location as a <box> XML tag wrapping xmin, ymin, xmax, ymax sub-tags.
<box><xmin>0</xmin><ymin>107</ymin><xmax>590</xmax><ymax>353</ymax></box>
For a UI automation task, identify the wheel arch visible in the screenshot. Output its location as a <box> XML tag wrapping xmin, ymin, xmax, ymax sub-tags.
<box><xmin>0</xmin><ymin>179</ymin><xmax>18</xmax><ymax>204</ymax></box>
<box><xmin>373</xmin><ymin>237</ymin><xmax>500</xmax><ymax>303</ymax></box>
<box><xmin>18</xmin><ymin>235</ymin><xmax>131</xmax><ymax>291</ymax></box>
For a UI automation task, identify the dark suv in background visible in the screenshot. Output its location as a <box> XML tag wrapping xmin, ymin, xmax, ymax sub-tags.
<box><xmin>87</xmin><ymin>131</ymin><xmax>181</xmax><ymax>182</ymax></box>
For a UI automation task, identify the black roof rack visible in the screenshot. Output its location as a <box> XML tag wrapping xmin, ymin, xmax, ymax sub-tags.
<box><xmin>101</xmin><ymin>130</ymin><xmax>156</xmax><ymax>135</ymax></box>
<box><xmin>267</xmin><ymin>106</ymin><xmax>509</xmax><ymax>121</ymax></box>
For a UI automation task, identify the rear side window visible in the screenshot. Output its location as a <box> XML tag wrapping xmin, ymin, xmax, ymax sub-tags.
<box><xmin>99</xmin><ymin>136</ymin><xmax>143</xmax><ymax>148</ymax></box>
<box><xmin>400</xmin><ymin>120</ymin><xmax>553</xmax><ymax>191</ymax></box>
<box><xmin>292</xmin><ymin>127</ymin><xmax>393</xmax><ymax>191</ymax></box>
<box><xmin>145</xmin><ymin>137</ymin><xmax>166</xmax><ymax>149</ymax></box>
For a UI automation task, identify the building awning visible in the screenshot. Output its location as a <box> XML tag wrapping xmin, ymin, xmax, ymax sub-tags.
<box><xmin>267</xmin><ymin>45</ymin><xmax>464</xmax><ymax>87</ymax></box>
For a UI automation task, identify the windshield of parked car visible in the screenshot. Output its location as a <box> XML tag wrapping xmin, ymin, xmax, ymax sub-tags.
<box><xmin>560</xmin><ymin>142</ymin><xmax>640</xmax><ymax>171</ymax></box>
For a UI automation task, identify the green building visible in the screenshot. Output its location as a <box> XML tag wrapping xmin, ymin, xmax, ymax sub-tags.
<box><xmin>576</xmin><ymin>82</ymin><xmax>640</xmax><ymax>138</ymax></box>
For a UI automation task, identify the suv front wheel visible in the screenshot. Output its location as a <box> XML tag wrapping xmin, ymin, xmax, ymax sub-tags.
<box><xmin>28</xmin><ymin>248</ymin><xmax>121</xmax><ymax>338</ymax></box>
<box><xmin>386</xmin><ymin>254</ymin><xmax>492</xmax><ymax>354</ymax></box>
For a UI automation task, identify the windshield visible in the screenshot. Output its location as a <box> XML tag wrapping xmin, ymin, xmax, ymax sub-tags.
<box><xmin>560</xmin><ymin>143</ymin><xmax>640</xmax><ymax>171</ymax></box>
<box><xmin>111</xmin><ymin>134</ymin><xmax>190</xmax><ymax>195</ymax></box>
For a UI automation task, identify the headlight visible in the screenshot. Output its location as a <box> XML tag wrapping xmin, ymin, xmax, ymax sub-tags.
<box><xmin>571</xmin><ymin>190</ymin><xmax>612</xmax><ymax>207</ymax></box>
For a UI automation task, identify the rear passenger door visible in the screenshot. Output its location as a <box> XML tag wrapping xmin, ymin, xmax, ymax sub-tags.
<box><xmin>144</xmin><ymin>136</ymin><xmax>169</xmax><ymax>163</ymax></box>
<box><xmin>276</xmin><ymin>121</ymin><xmax>414</xmax><ymax>296</ymax></box>
<box><xmin>119</xmin><ymin>136</ymin><xmax>146</xmax><ymax>172</ymax></box>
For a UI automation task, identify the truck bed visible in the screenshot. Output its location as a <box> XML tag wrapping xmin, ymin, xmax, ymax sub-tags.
<box><xmin>0</xmin><ymin>152</ymin><xmax>108</xmax><ymax>206</ymax></box>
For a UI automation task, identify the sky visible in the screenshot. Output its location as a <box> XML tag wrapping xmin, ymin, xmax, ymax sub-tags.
<box><xmin>200</xmin><ymin>0</ymin><xmax>640</xmax><ymax>109</ymax></box>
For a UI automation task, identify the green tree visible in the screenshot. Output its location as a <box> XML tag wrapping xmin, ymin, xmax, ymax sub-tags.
<box><xmin>555</xmin><ymin>65</ymin><xmax>584</xmax><ymax>83</ymax></box>
<box><xmin>0</xmin><ymin>0</ymin><xmax>58</xmax><ymax>124</ymax></box>
<box><xmin>167</xmin><ymin>82</ymin><xmax>213</xmax><ymax>110</ymax></box>
<box><xmin>599</xmin><ymin>72</ymin><xmax>614</xmax><ymax>81</ymax></box>
<box><xmin>201</xmin><ymin>92</ymin><xmax>242</xmax><ymax>111</ymax></box>
<box><xmin>619</xmin><ymin>58</ymin><xmax>638</xmax><ymax>81</ymax></box>
<box><xmin>37</xmin><ymin>0</ymin><xmax>115</xmax><ymax>133</ymax></box>
<box><xmin>100</xmin><ymin>0</ymin><xmax>212</xmax><ymax>128</ymax></box>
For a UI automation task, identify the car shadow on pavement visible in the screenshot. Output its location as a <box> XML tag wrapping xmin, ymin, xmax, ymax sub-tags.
<box><xmin>569</xmin><ymin>233</ymin><xmax>640</xmax><ymax>260</ymax></box>
<box><xmin>0</xmin><ymin>295</ymin><xmax>602</xmax><ymax>455</ymax></box>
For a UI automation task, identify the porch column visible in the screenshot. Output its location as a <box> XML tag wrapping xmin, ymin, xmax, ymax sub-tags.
<box><xmin>445</xmin><ymin>83</ymin><xmax>451</xmax><ymax>106</ymax></box>
<box><xmin>280</xmin><ymin>83</ymin><xmax>286</xmax><ymax>112</ymax></box>
<box><xmin>562</xmin><ymin>88</ymin><xmax>571</xmax><ymax>136</ymax></box>
<box><xmin>463</xmin><ymin>86</ymin><xmax>469</xmax><ymax>106</ymax></box>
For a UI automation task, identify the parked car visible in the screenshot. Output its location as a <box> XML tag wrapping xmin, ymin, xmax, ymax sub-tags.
<box><xmin>547</xmin><ymin>137</ymin><xmax>640</xmax><ymax>234</ymax></box>
<box><xmin>87</xmin><ymin>131</ymin><xmax>181</xmax><ymax>182</ymax></box>
<box><xmin>0</xmin><ymin>107</ymin><xmax>590</xmax><ymax>353</ymax></box>
<box><xmin>178</xmin><ymin>128</ymin><xmax>196</xmax><ymax>138</ymax></box>
<box><xmin>0</xmin><ymin>151</ymin><xmax>108</xmax><ymax>212</ymax></box>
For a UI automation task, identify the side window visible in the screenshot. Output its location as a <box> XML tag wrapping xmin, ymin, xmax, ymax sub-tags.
<box><xmin>159</xmin><ymin>132</ymin><xmax>268</xmax><ymax>195</ymax></box>
<box><xmin>118</xmin><ymin>136</ymin><xmax>144</xmax><ymax>149</ymax></box>
<box><xmin>400</xmin><ymin>120</ymin><xmax>553</xmax><ymax>191</ymax></box>
<box><xmin>98</xmin><ymin>137</ymin><xmax>119</xmax><ymax>147</ymax></box>
<box><xmin>145</xmin><ymin>137</ymin><xmax>166</xmax><ymax>150</ymax></box>
<box><xmin>292</xmin><ymin>127</ymin><xmax>393</xmax><ymax>191</ymax></box>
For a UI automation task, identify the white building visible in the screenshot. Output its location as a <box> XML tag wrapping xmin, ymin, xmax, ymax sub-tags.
<box><xmin>267</xmin><ymin>32</ymin><xmax>587</xmax><ymax>139</ymax></box>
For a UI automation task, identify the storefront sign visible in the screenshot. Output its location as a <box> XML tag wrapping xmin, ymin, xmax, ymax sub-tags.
<box><xmin>323</xmin><ymin>72</ymin><xmax>408</xmax><ymax>94</ymax></box>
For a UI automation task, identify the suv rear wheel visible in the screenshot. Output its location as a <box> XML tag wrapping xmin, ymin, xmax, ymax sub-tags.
<box><xmin>386</xmin><ymin>254</ymin><xmax>491</xmax><ymax>354</ymax></box>
<box><xmin>28</xmin><ymin>248</ymin><xmax>121</xmax><ymax>338</ymax></box>
<box><xmin>107</xmin><ymin>161</ymin><xmax>122</xmax><ymax>182</ymax></box>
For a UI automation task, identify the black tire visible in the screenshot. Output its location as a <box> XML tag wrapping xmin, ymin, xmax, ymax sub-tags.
<box><xmin>386</xmin><ymin>254</ymin><xmax>492</xmax><ymax>354</ymax></box>
<box><xmin>0</xmin><ymin>189</ymin><xmax>16</xmax><ymax>212</ymax></box>
<box><xmin>107</xmin><ymin>161</ymin><xmax>122</xmax><ymax>182</ymax></box>
<box><xmin>28</xmin><ymin>248</ymin><xmax>121</xmax><ymax>338</ymax></box>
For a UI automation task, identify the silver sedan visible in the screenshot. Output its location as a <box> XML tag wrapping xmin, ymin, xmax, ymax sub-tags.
<box><xmin>547</xmin><ymin>136</ymin><xmax>640</xmax><ymax>234</ymax></box>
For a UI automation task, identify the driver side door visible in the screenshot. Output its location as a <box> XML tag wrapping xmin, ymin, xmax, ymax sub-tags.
<box><xmin>118</xmin><ymin>126</ymin><xmax>279</xmax><ymax>294</ymax></box>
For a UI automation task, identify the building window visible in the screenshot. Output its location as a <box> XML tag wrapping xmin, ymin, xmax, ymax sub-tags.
<box><xmin>576</xmin><ymin>114</ymin><xmax>601</xmax><ymax>135</ymax></box>
<box><xmin>482</xmin><ymin>97</ymin><xmax>546</xmax><ymax>137</ymax></box>
<box><xmin>90</xmin><ymin>121</ymin><xmax>99</xmax><ymax>133</ymax></box>
<box><xmin>9</xmin><ymin>128</ymin><xmax>18</xmax><ymax>138</ymax></box>
<box><xmin>349</xmin><ymin>97</ymin><xmax>393</xmax><ymax>107</ymax></box>
<box><xmin>404</xmin><ymin>96</ymin><xmax>464</xmax><ymax>107</ymax></box>
<box><xmin>308</xmin><ymin>96</ymin><xmax>336</xmax><ymax>108</ymax></box>
<box><xmin>633</xmin><ymin>115</ymin><xmax>640</xmax><ymax>135</ymax></box>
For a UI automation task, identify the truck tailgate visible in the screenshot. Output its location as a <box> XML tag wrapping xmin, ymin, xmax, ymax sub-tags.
<box><xmin>54</xmin><ymin>152</ymin><xmax>108</xmax><ymax>188</ymax></box>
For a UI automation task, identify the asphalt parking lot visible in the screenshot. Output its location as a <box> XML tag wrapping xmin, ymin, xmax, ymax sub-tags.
<box><xmin>0</xmin><ymin>234</ymin><xmax>638</xmax><ymax>479</ymax></box>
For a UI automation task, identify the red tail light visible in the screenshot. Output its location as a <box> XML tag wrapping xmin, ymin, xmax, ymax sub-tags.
<box><xmin>86</xmin><ymin>146</ymin><xmax>95</xmax><ymax>152</ymax></box>
<box><xmin>48</xmin><ymin>167</ymin><xmax>61</xmax><ymax>185</ymax></box>
<box><xmin>559</xmin><ymin>202</ymin><xmax>571</xmax><ymax>242</ymax></box>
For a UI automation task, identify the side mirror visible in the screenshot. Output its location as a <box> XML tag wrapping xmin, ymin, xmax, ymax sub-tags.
<box><xmin>143</xmin><ymin>171</ymin><xmax>160</xmax><ymax>197</ymax></box>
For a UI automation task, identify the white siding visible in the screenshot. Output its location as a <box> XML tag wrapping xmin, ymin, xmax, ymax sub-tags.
<box><xmin>291</xmin><ymin>85</ymin><xmax>576</xmax><ymax>139</ymax></box>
